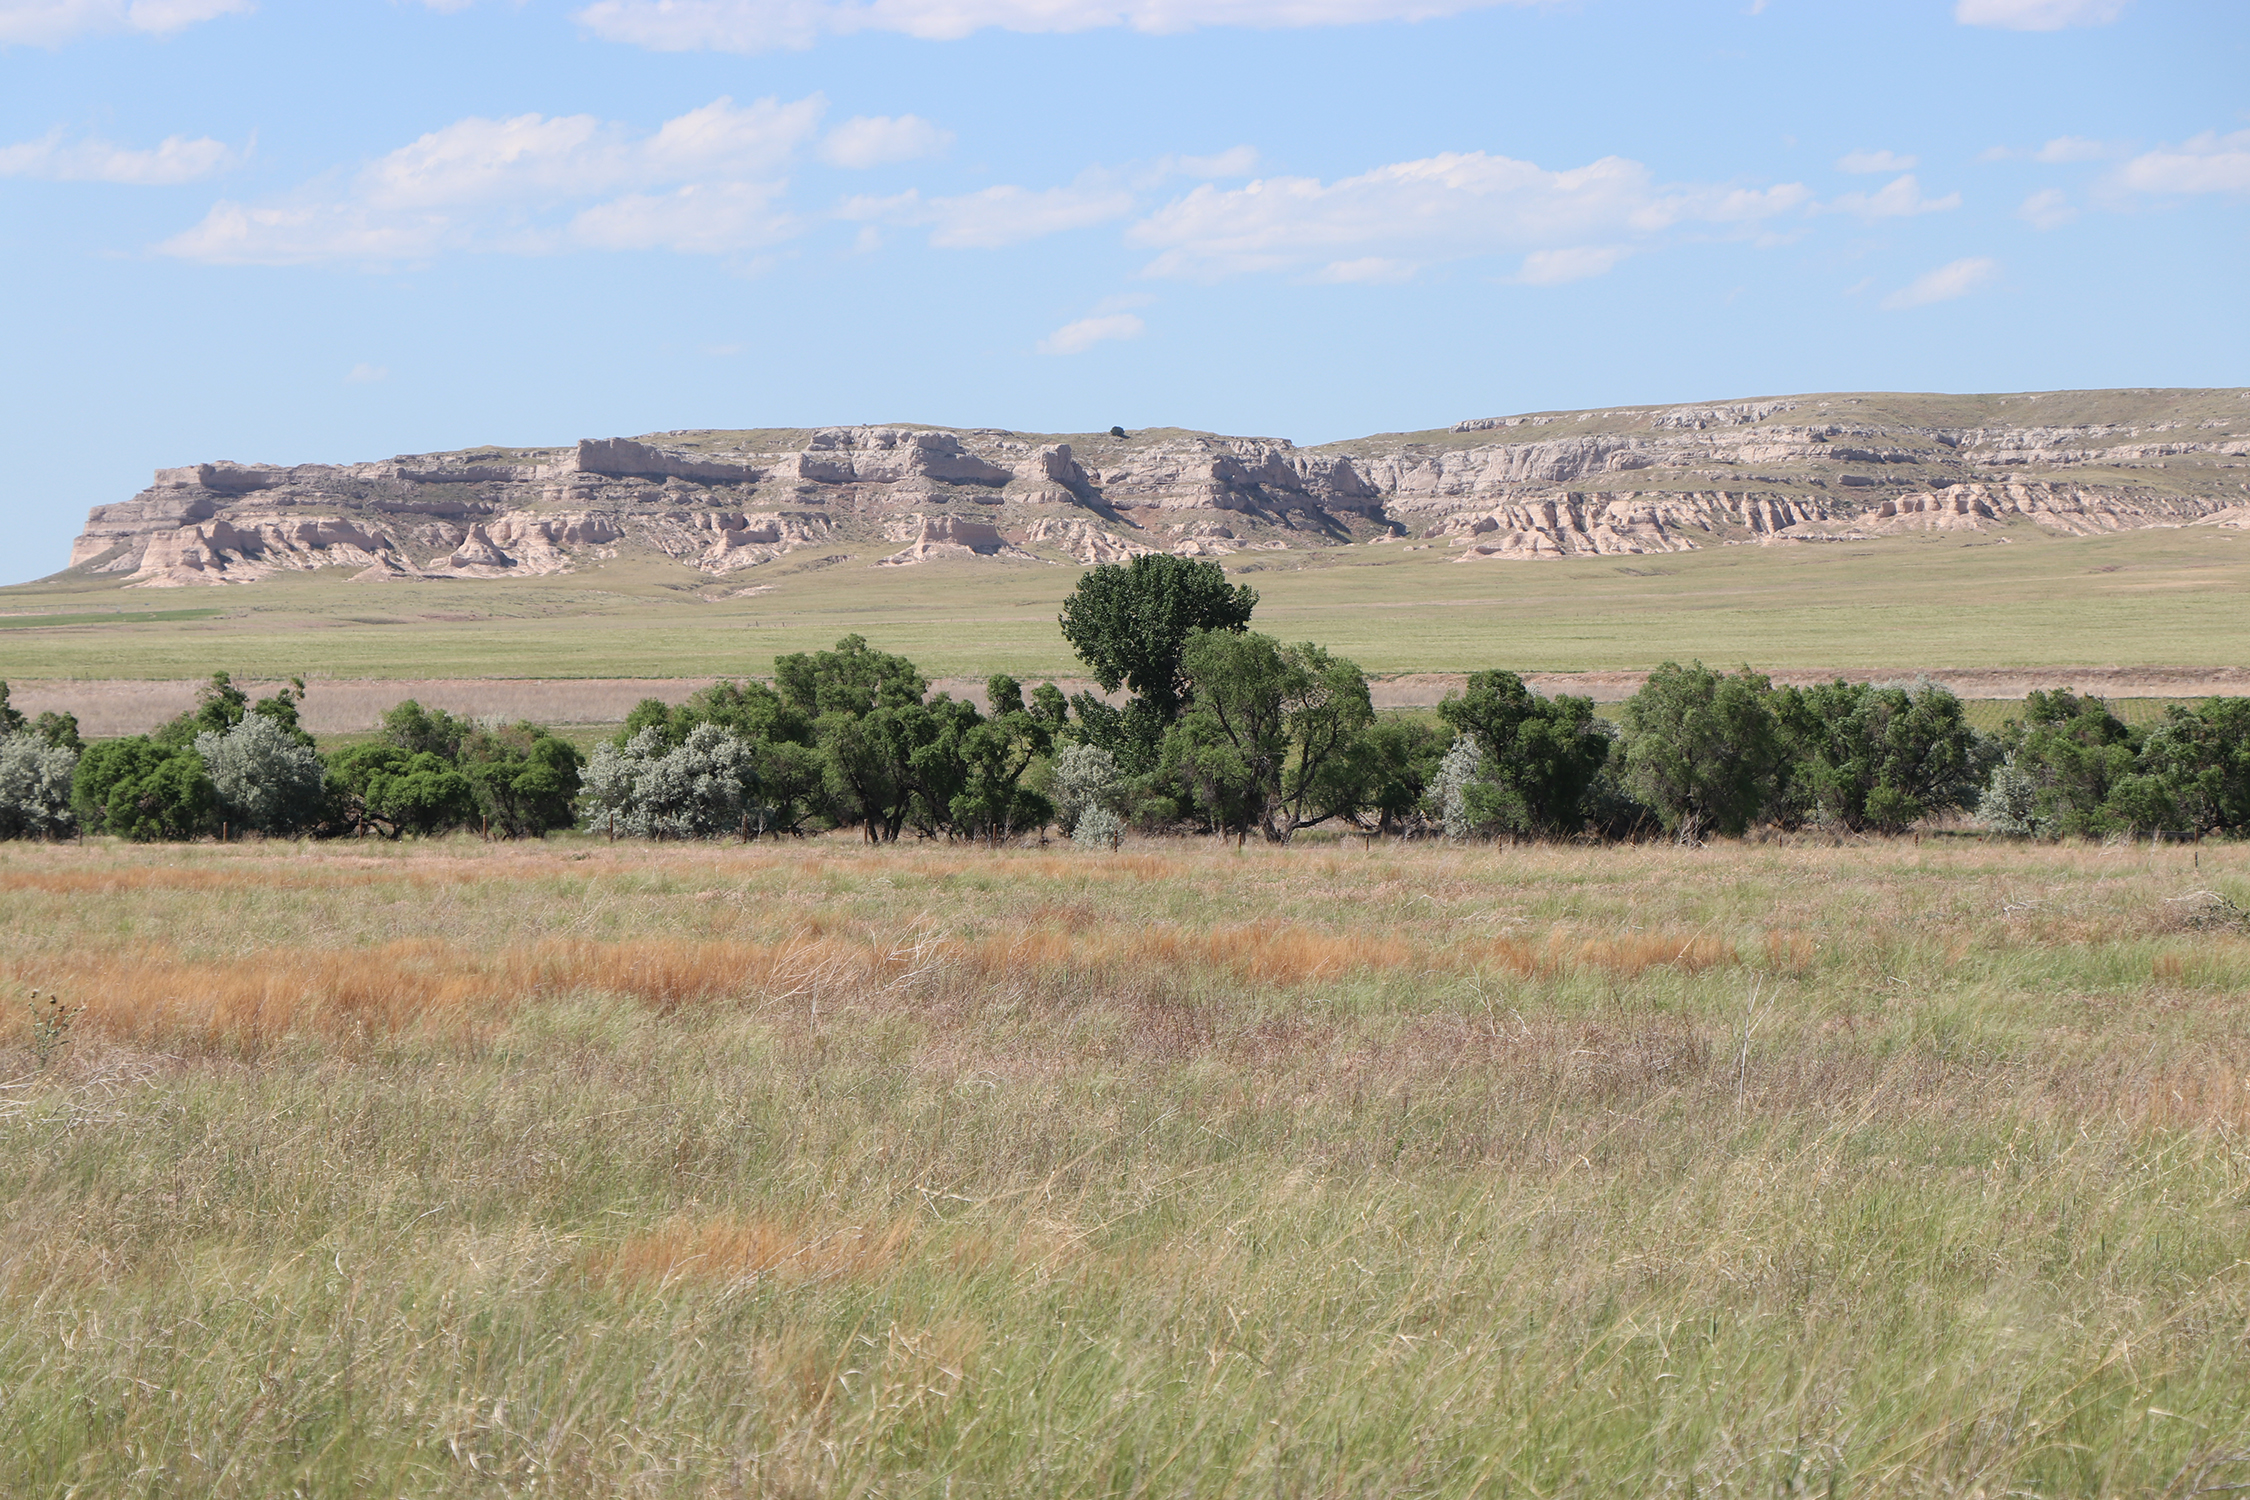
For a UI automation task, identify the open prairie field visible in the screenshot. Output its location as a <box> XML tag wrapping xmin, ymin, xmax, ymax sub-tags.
<box><xmin>5</xmin><ymin>521</ymin><xmax>2250</xmax><ymax>686</ymax></box>
<box><xmin>5</xmin><ymin>832</ymin><xmax>2250</xmax><ymax>1496</ymax></box>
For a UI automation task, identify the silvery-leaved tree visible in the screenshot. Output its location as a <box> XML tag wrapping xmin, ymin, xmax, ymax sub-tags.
<box><xmin>0</xmin><ymin>733</ymin><xmax>78</xmax><ymax>840</ymax></box>
<box><xmin>583</xmin><ymin>724</ymin><xmax>763</xmax><ymax>839</ymax></box>
<box><xmin>196</xmin><ymin>714</ymin><xmax>328</xmax><ymax>836</ymax></box>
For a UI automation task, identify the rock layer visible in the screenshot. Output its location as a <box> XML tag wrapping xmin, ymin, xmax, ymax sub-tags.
<box><xmin>60</xmin><ymin>389</ymin><xmax>2250</xmax><ymax>585</ymax></box>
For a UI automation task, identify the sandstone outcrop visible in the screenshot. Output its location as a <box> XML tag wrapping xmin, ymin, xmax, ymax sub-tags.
<box><xmin>878</xmin><ymin>513</ymin><xmax>1035</xmax><ymax>566</ymax></box>
<box><xmin>57</xmin><ymin>389</ymin><xmax>2250</xmax><ymax>585</ymax></box>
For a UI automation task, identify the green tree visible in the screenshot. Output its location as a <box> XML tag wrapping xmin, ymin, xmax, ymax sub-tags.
<box><xmin>1771</xmin><ymin>679</ymin><xmax>1988</xmax><ymax>834</ymax></box>
<box><xmin>1165</xmin><ymin>631</ymin><xmax>1374</xmax><ymax>843</ymax></box>
<box><xmin>72</xmin><ymin>738</ymin><xmax>215</xmax><ymax>841</ymax></box>
<box><xmin>1333</xmin><ymin>715</ymin><xmax>1448</xmax><ymax>837</ymax></box>
<box><xmin>1437</xmin><ymin>671</ymin><xmax>1613</xmax><ymax>836</ymax></box>
<box><xmin>326</xmin><ymin>745</ymin><xmax>476</xmax><ymax>837</ymax></box>
<box><xmin>776</xmin><ymin>635</ymin><xmax>928</xmax><ymax>719</ymax></box>
<box><xmin>1619</xmin><ymin>662</ymin><xmax>1782</xmax><ymax>840</ymax></box>
<box><xmin>949</xmin><ymin>675</ymin><xmax>1059</xmax><ymax>843</ymax></box>
<box><xmin>460</xmin><ymin>722</ymin><xmax>583</xmax><ymax>837</ymax></box>
<box><xmin>1990</xmin><ymin>690</ymin><xmax>2139</xmax><ymax>838</ymax></box>
<box><xmin>2132</xmin><ymin>698</ymin><xmax>2250</xmax><ymax>836</ymax></box>
<box><xmin>376</xmin><ymin>700</ymin><xmax>473</xmax><ymax>761</ymax></box>
<box><xmin>1059</xmin><ymin>556</ymin><xmax>1258</xmax><ymax>769</ymax></box>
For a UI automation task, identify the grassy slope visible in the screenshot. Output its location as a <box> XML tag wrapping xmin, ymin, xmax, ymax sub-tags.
<box><xmin>3</xmin><ymin>834</ymin><xmax>2248</xmax><ymax>1496</ymax></box>
<box><xmin>3</xmin><ymin>519</ymin><xmax>2248</xmax><ymax>683</ymax></box>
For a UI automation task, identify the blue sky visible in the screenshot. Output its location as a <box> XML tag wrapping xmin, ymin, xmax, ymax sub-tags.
<box><xmin>1</xmin><ymin>0</ymin><xmax>2244</xmax><ymax>583</ymax></box>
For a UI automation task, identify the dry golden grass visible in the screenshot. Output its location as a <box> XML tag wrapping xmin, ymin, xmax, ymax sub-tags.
<box><xmin>5</xmin><ymin>832</ymin><xmax>2250</xmax><ymax>1497</ymax></box>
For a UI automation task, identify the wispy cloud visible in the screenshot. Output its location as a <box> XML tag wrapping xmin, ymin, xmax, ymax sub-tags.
<box><xmin>160</xmin><ymin>95</ymin><xmax>824</xmax><ymax>264</ymax></box>
<box><xmin>1954</xmin><ymin>0</ymin><xmax>2128</xmax><ymax>29</ymax></box>
<box><xmin>1836</xmin><ymin>149</ymin><xmax>1916</xmax><ymax>174</ymax></box>
<box><xmin>1125</xmin><ymin>151</ymin><xmax>1809</xmax><ymax>283</ymax></box>
<box><xmin>575</xmin><ymin>0</ymin><xmax>1543</xmax><ymax>52</ymax></box>
<box><xmin>2115</xmin><ymin>129</ymin><xmax>2250</xmax><ymax>197</ymax></box>
<box><xmin>1882</xmin><ymin>256</ymin><xmax>1998</xmax><ymax>309</ymax></box>
<box><xmin>0</xmin><ymin>128</ymin><xmax>236</xmax><ymax>183</ymax></box>
<box><xmin>0</xmin><ymin>0</ymin><xmax>251</xmax><ymax>46</ymax></box>
<box><xmin>2035</xmin><ymin>136</ymin><xmax>2121</xmax><ymax>163</ymax></box>
<box><xmin>819</xmin><ymin>115</ymin><xmax>952</xmax><ymax>170</ymax></box>
<box><xmin>345</xmin><ymin>362</ymin><xmax>388</xmax><ymax>383</ymax></box>
<box><xmin>1516</xmin><ymin>245</ymin><xmax>1627</xmax><ymax>284</ymax></box>
<box><xmin>1311</xmin><ymin>256</ymin><xmax>1415</xmax><ymax>284</ymax></box>
<box><xmin>2017</xmin><ymin>187</ymin><xmax>2075</xmax><ymax>229</ymax></box>
<box><xmin>842</xmin><ymin>179</ymin><xmax>1137</xmax><ymax>249</ymax></box>
<box><xmin>1824</xmin><ymin>173</ymin><xmax>1960</xmax><ymax>219</ymax></box>
<box><xmin>1039</xmin><ymin>312</ymin><xmax>1145</xmax><ymax>354</ymax></box>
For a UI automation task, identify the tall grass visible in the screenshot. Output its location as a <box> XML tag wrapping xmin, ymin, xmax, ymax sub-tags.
<box><xmin>3</xmin><ymin>833</ymin><xmax>2249</xmax><ymax>1496</ymax></box>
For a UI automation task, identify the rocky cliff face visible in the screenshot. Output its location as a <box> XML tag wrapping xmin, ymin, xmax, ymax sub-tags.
<box><xmin>61</xmin><ymin>390</ymin><xmax>2250</xmax><ymax>586</ymax></box>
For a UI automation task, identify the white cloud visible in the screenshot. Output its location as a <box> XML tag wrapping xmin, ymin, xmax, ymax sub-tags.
<box><xmin>1954</xmin><ymin>0</ymin><xmax>2127</xmax><ymax>29</ymax></box>
<box><xmin>0</xmin><ymin>128</ymin><xmax>234</xmax><ymax>183</ymax></box>
<box><xmin>2035</xmin><ymin>136</ymin><xmax>2118</xmax><ymax>163</ymax></box>
<box><xmin>819</xmin><ymin>115</ymin><xmax>952</xmax><ymax>169</ymax></box>
<box><xmin>1312</xmin><ymin>256</ymin><xmax>1415</xmax><ymax>283</ymax></box>
<box><xmin>1836</xmin><ymin>149</ymin><xmax>1916</xmax><ymax>174</ymax></box>
<box><xmin>1039</xmin><ymin>312</ymin><xmax>1144</xmax><ymax>355</ymax></box>
<box><xmin>160</xmin><ymin>94</ymin><xmax>824</xmax><ymax>264</ymax></box>
<box><xmin>2116</xmin><ymin>129</ymin><xmax>2250</xmax><ymax>197</ymax></box>
<box><xmin>1824</xmin><ymin>173</ymin><xmax>1960</xmax><ymax>219</ymax></box>
<box><xmin>0</xmin><ymin>0</ymin><xmax>251</xmax><ymax>45</ymax></box>
<box><xmin>1124</xmin><ymin>151</ymin><xmax>1809</xmax><ymax>281</ymax></box>
<box><xmin>345</xmin><ymin>362</ymin><xmax>388</xmax><ymax>383</ymax></box>
<box><xmin>570</xmin><ymin>181</ymin><xmax>796</xmax><ymax>252</ymax></box>
<box><xmin>844</xmin><ymin>181</ymin><xmax>1137</xmax><ymax>249</ymax></box>
<box><xmin>576</xmin><ymin>0</ymin><xmax>1540</xmax><ymax>51</ymax></box>
<box><xmin>2017</xmin><ymin>187</ymin><xmax>2075</xmax><ymax>229</ymax></box>
<box><xmin>1516</xmin><ymin>245</ymin><xmax>1627</xmax><ymax>284</ymax></box>
<box><xmin>357</xmin><ymin>95</ymin><xmax>819</xmax><ymax>210</ymax></box>
<box><xmin>1881</xmin><ymin>256</ymin><xmax>1998</xmax><ymax>310</ymax></box>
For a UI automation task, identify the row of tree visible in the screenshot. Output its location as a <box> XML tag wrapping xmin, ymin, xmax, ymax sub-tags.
<box><xmin>0</xmin><ymin>677</ymin><xmax>580</xmax><ymax>842</ymax></box>
<box><xmin>3</xmin><ymin>557</ymin><xmax>2247</xmax><ymax>844</ymax></box>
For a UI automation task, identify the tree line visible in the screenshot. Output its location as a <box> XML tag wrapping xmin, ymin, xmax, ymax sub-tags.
<box><xmin>3</xmin><ymin>556</ymin><xmax>2247</xmax><ymax>845</ymax></box>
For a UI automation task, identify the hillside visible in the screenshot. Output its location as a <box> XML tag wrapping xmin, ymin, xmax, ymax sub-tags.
<box><xmin>51</xmin><ymin>388</ymin><xmax>2250</xmax><ymax>588</ymax></box>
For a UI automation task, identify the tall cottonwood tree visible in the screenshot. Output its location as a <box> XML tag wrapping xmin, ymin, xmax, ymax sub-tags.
<box><xmin>1059</xmin><ymin>555</ymin><xmax>1258</xmax><ymax>769</ymax></box>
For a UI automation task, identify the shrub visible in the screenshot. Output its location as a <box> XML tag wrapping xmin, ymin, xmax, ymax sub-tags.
<box><xmin>1072</xmin><ymin>803</ymin><xmax>1125</xmax><ymax>850</ymax></box>
<box><xmin>584</xmin><ymin>725</ymin><xmax>760</xmax><ymax>839</ymax></box>
<box><xmin>1050</xmin><ymin>743</ymin><xmax>1120</xmax><ymax>836</ymax></box>
<box><xmin>0</xmin><ymin>733</ymin><xmax>78</xmax><ymax>840</ymax></box>
<box><xmin>197</xmin><ymin>714</ymin><xmax>328</xmax><ymax>836</ymax></box>
<box><xmin>1433</xmin><ymin>735</ymin><xmax>1484</xmax><ymax>840</ymax></box>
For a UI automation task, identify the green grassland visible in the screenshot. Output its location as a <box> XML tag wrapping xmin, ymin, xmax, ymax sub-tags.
<box><xmin>5</xmin><ymin>834</ymin><xmax>2250</xmax><ymax>1496</ymax></box>
<box><xmin>4</xmin><ymin>520</ymin><xmax>2248</xmax><ymax>685</ymax></box>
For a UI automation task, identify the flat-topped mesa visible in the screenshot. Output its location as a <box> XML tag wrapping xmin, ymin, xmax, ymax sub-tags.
<box><xmin>57</xmin><ymin>389</ymin><xmax>2250</xmax><ymax>585</ymax></box>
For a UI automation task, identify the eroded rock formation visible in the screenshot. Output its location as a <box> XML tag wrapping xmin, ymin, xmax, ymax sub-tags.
<box><xmin>59</xmin><ymin>389</ymin><xmax>2250</xmax><ymax>585</ymax></box>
